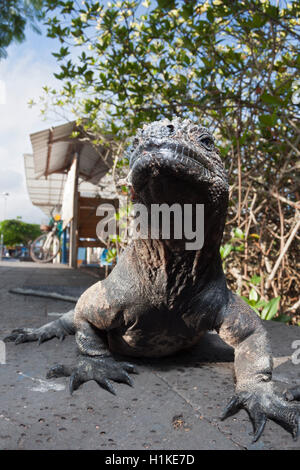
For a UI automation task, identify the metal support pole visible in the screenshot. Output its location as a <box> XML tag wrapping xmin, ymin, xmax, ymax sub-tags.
<box><xmin>61</xmin><ymin>229</ymin><xmax>67</xmax><ymax>264</ymax></box>
<box><xmin>69</xmin><ymin>153</ymin><xmax>79</xmax><ymax>268</ymax></box>
<box><xmin>0</xmin><ymin>233</ymin><xmax>3</xmax><ymax>261</ymax></box>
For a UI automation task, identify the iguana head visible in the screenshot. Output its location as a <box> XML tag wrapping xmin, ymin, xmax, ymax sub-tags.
<box><xmin>126</xmin><ymin>117</ymin><xmax>229</xmax><ymax>250</ymax></box>
<box><xmin>128</xmin><ymin>118</ymin><xmax>228</xmax><ymax>204</ymax></box>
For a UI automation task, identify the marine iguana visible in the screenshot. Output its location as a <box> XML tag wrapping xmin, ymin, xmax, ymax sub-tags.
<box><xmin>5</xmin><ymin>118</ymin><xmax>299</xmax><ymax>442</ymax></box>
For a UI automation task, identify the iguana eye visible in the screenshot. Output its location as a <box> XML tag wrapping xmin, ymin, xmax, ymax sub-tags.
<box><xmin>199</xmin><ymin>136</ymin><xmax>214</xmax><ymax>150</ymax></box>
<box><xmin>130</xmin><ymin>138</ymin><xmax>139</xmax><ymax>151</ymax></box>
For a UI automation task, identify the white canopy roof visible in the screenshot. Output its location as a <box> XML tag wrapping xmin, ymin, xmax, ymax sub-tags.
<box><xmin>29</xmin><ymin>121</ymin><xmax>113</xmax><ymax>185</ymax></box>
<box><xmin>24</xmin><ymin>153</ymin><xmax>105</xmax><ymax>217</ymax></box>
<box><xmin>25</xmin><ymin>121</ymin><xmax>117</xmax><ymax>216</ymax></box>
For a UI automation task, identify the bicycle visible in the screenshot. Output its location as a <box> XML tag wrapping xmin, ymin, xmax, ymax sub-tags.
<box><xmin>30</xmin><ymin>212</ymin><xmax>63</xmax><ymax>263</ymax></box>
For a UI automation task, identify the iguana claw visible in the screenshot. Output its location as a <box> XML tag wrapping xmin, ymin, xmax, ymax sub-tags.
<box><xmin>284</xmin><ymin>385</ymin><xmax>300</xmax><ymax>402</ymax></box>
<box><xmin>46</xmin><ymin>356</ymin><xmax>138</xmax><ymax>396</ymax></box>
<box><xmin>4</xmin><ymin>321</ymin><xmax>68</xmax><ymax>345</ymax></box>
<box><xmin>221</xmin><ymin>383</ymin><xmax>300</xmax><ymax>442</ymax></box>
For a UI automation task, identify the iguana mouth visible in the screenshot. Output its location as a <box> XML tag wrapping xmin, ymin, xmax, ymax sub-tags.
<box><xmin>130</xmin><ymin>139</ymin><xmax>226</xmax><ymax>181</ymax></box>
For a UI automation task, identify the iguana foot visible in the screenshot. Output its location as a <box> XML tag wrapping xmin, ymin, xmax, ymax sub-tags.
<box><xmin>4</xmin><ymin>321</ymin><xmax>67</xmax><ymax>345</ymax></box>
<box><xmin>284</xmin><ymin>385</ymin><xmax>300</xmax><ymax>402</ymax></box>
<box><xmin>221</xmin><ymin>382</ymin><xmax>300</xmax><ymax>442</ymax></box>
<box><xmin>4</xmin><ymin>311</ymin><xmax>75</xmax><ymax>345</ymax></box>
<box><xmin>46</xmin><ymin>356</ymin><xmax>138</xmax><ymax>395</ymax></box>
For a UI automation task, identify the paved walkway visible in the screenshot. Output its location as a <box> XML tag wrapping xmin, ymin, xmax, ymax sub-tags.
<box><xmin>0</xmin><ymin>261</ymin><xmax>299</xmax><ymax>450</ymax></box>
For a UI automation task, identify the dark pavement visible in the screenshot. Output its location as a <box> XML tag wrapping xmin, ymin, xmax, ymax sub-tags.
<box><xmin>0</xmin><ymin>261</ymin><xmax>299</xmax><ymax>450</ymax></box>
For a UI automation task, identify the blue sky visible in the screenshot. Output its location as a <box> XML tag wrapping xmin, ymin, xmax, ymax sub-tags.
<box><xmin>0</xmin><ymin>24</ymin><xmax>65</xmax><ymax>224</ymax></box>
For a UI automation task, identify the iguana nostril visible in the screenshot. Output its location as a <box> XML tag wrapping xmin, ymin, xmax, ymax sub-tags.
<box><xmin>167</xmin><ymin>124</ymin><xmax>174</xmax><ymax>134</ymax></box>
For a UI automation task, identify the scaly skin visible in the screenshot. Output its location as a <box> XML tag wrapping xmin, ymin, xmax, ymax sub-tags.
<box><xmin>5</xmin><ymin>118</ymin><xmax>299</xmax><ymax>442</ymax></box>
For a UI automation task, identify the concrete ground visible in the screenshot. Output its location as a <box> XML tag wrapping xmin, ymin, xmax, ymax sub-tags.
<box><xmin>0</xmin><ymin>261</ymin><xmax>299</xmax><ymax>450</ymax></box>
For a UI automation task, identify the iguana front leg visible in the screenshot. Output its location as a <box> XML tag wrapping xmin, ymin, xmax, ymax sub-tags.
<box><xmin>47</xmin><ymin>281</ymin><xmax>138</xmax><ymax>395</ymax></box>
<box><xmin>4</xmin><ymin>310</ymin><xmax>75</xmax><ymax>344</ymax></box>
<box><xmin>216</xmin><ymin>293</ymin><xmax>299</xmax><ymax>442</ymax></box>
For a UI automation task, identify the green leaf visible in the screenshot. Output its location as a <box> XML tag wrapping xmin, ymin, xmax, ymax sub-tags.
<box><xmin>219</xmin><ymin>143</ymin><xmax>231</xmax><ymax>157</ymax></box>
<box><xmin>84</xmin><ymin>70</ymin><xmax>93</xmax><ymax>82</ymax></box>
<box><xmin>261</xmin><ymin>92</ymin><xmax>282</xmax><ymax>106</ymax></box>
<box><xmin>256</xmin><ymin>299</ymin><xmax>267</xmax><ymax>309</ymax></box>
<box><xmin>250</xmin><ymin>13</ymin><xmax>267</xmax><ymax>29</ymax></box>
<box><xmin>157</xmin><ymin>0</ymin><xmax>175</xmax><ymax>10</ymax></box>
<box><xmin>234</xmin><ymin>243</ymin><xmax>245</xmax><ymax>252</ymax></box>
<box><xmin>239</xmin><ymin>132</ymin><xmax>248</xmax><ymax>145</ymax></box>
<box><xmin>249</xmin><ymin>288</ymin><xmax>258</xmax><ymax>302</ymax></box>
<box><xmin>233</xmin><ymin>227</ymin><xmax>244</xmax><ymax>239</ymax></box>
<box><xmin>220</xmin><ymin>243</ymin><xmax>233</xmax><ymax>260</ymax></box>
<box><xmin>261</xmin><ymin>297</ymin><xmax>281</xmax><ymax>320</ymax></box>
<box><xmin>265</xmin><ymin>5</ymin><xmax>279</xmax><ymax>19</ymax></box>
<box><xmin>106</xmin><ymin>247</ymin><xmax>117</xmax><ymax>263</ymax></box>
<box><xmin>109</xmin><ymin>234</ymin><xmax>121</xmax><ymax>243</ymax></box>
<box><xmin>250</xmin><ymin>275</ymin><xmax>261</xmax><ymax>286</ymax></box>
<box><xmin>259</xmin><ymin>114</ymin><xmax>277</xmax><ymax>128</ymax></box>
<box><xmin>206</xmin><ymin>8</ymin><xmax>214</xmax><ymax>22</ymax></box>
<box><xmin>181</xmin><ymin>3</ymin><xmax>194</xmax><ymax>20</ymax></box>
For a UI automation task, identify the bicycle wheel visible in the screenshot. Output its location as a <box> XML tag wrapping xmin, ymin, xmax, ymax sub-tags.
<box><xmin>30</xmin><ymin>233</ymin><xmax>60</xmax><ymax>263</ymax></box>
